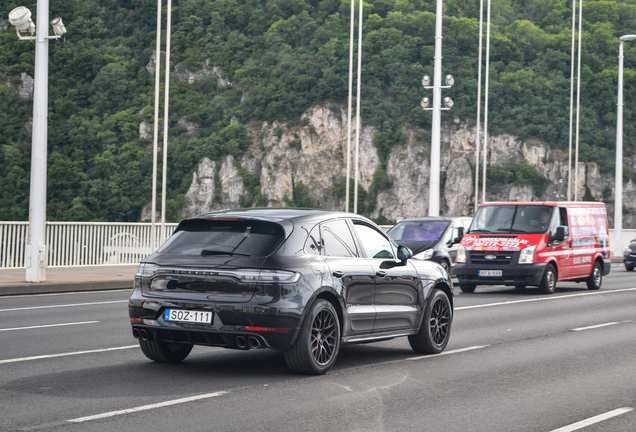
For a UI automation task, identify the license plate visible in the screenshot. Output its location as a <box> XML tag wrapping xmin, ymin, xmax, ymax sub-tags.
<box><xmin>164</xmin><ymin>309</ymin><xmax>213</xmax><ymax>324</ymax></box>
<box><xmin>478</xmin><ymin>270</ymin><xmax>502</xmax><ymax>277</ymax></box>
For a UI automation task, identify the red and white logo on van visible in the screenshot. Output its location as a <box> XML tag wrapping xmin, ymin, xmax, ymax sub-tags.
<box><xmin>463</xmin><ymin>235</ymin><xmax>477</xmax><ymax>246</ymax></box>
<box><xmin>463</xmin><ymin>235</ymin><xmax>530</xmax><ymax>251</ymax></box>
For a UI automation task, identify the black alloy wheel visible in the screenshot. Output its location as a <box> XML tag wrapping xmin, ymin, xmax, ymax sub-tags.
<box><xmin>284</xmin><ymin>299</ymin><xmax>340</xmax><ymax>375</ymax></box>
<box><xmin>539</xmin><ymin>264</ymin><xmax>557</xmax><ymax>294</ymax></box>
<box><xmin>626</xmin><ymin>264</ymin><xmax>634</xmax><ymax>272</ymax></box>
<box><xmin>139</xmin><ymin>338</ymin><xmax>193</xmax><ymax>363</ymax></box>
<box><xmin>409</xmin><ymin>289</ymin><xmax>452</xmax><ymax>354</ymax></box>
<box><xmin>459</xmin><ymin>283</ymin><xmax>476</xmax><ymax>293</ymax></box>
<box><xmin>586</xmin><ymin>261</ymin><xmax>602</xmax><ymax>290</ymax></box>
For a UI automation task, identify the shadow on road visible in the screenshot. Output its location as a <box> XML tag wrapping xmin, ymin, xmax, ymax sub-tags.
<box><xmin>2</xmin><ymin>342</ymin><xmax>420</xmax><ymax>399</ymax></box>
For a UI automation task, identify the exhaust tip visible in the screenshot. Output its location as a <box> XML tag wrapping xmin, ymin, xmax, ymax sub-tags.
<box><xmin>139</xmin><ymin>329</ymin><xmax>149</xmax><ymax>341</ymax></box>
<box><xmin>235</xmin><ymin>336</ymin><xmax>247</xmax><ymax>349</ymax></box>
<box><xmin>132</xmin><ymin>328</ymin><xmax>140</xmax><ymax>339</ymax></box>
<box><xmin>247</xmin><ymin>337</ymin><xmax>261</xmax><ymax>349</ymax></box>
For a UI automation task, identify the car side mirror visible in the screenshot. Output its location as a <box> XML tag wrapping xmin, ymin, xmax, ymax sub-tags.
<box><xmin>556</xmin><ymin>226</ymin><xmax>566</xmax><ymax>242</ymax></box>
<box><xmin>397</xmin><ymin>245</ymin><xmax>412</xmax><ymax>261</ymax></box>
<box><xmin>457</xmin><ymin>226</ymin><xmax>464</xmax><ymax>239</ymax></box>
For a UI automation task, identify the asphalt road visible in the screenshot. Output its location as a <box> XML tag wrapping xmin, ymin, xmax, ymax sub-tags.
<box><xmin>1</xmin><ymin>264</ymin><xmax>635</xmax><ymax>432</ymax></box>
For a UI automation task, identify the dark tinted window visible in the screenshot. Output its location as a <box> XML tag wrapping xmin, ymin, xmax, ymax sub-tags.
<box><xmin>389</xmin><ymin>221</ymin><xmax>450</xmax><ymax>242</ymax></box>
<box><xmin>322</xmin><ymin>220</ymin><xmax>357</xmax><ymax>257</ymax></box>
<box><xmin>157</xmin><ymin>219</ymin><xmax>285</xmax><ymax>257</ymax></box>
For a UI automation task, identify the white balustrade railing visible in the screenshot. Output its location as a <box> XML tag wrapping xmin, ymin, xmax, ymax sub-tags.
<box><xmin>1</xmin><ymin>221</ymin><xmax>635</xmax><ymax>270</ymax></box>
<box><xmin>0</xmin><ymin>222</ymin><xmax>177</xmax><ymax>269</ymax></box>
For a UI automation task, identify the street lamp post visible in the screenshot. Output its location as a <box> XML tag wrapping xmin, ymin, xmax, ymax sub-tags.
<box><xmin>421</xmin><ymin>0</ymin><xmax>454</xmax><ymax>217</ymax></box>
<box><xmin>8</xmin><ymin>3</ymin><xmax>66</xmax><ymax>282</ymax></box>
<box><xmin>616</xmin><ymin>35</ymin><xmax>636</xmax><ymax>259</ymax></box>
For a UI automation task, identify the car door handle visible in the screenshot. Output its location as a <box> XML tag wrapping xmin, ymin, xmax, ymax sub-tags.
<box><xmin>332</xmin><ymin>271</ymin><xmax>344</xmax><ymax>278</ymax></box>
<box><xmin>376</xmin><ymin>271</ymin><xmax>387</xmax><ymax>277</ymax></box>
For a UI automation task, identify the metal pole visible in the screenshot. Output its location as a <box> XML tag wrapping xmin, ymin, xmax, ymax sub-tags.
<box><xmin>615</xmin><ymin>34</ymin><xmax>636</xmax><ymax>255</ymax></box>
<box><xmin>346</xmin><ymin>0</ymin><xmax>354</xmax><ymax>212</ymax></box>
<box><xmin>475</xmin><ymin>0</ymin><xmax>484</xmax><ymax>211</ymax></box>
<box><xmin>428</xmin><ymin>0</ymin><xmax>443</xmax><ymax>217</ymax></box>
<box><xmin>152</xmin><ymin>0</ymin><xmax>161</xmax><ymax>249</ymax></box>
<box><xmin>26</xmin><ymin>0</ymin><xmax>50</xmax><ymax>282</ymax></box>
<box><xmin>353</xmin><ymin>0</ymin><xmax>362</xmax><ymax>214</ymax></box>
<box><xmin>481</xmin><ymin>0</ymin><xmax>492</xmax><ymax>203</ymax></box>
<box><xmin>161</xmin><ymin>0</ymin><xmax>172</xmax><ymax>240</ymax></box>
<box><xmin>574</xmin><ymin>0</ymin><xmax>582</xmax><ymax>201</ymax></box>
<box><xmin>567</xmin><ymin>0</ymin><xmax>576</xmax><ymax>201</ymax></box>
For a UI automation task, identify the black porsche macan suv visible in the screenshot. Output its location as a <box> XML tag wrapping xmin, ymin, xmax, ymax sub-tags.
<box><xmin>129</xmin><ymin>208</ymin><xmax>453</xmax><ymax>375</ymax></box>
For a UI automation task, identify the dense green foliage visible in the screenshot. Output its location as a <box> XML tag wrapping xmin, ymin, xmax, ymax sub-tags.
<box><xmin>1</xmin><ymin>0</ymin><xmax>636</xmax><ymax>221</ymax></box>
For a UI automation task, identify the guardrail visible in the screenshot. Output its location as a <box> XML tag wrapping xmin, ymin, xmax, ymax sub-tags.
<box><xmin>0</xmin><ymin>222</ymin><xmax>178</xmax><ymax>269</ymax></box>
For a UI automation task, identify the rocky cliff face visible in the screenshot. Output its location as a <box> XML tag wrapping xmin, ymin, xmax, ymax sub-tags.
<box><xmin>178</xmin><ymin>104</ymin><xmax>635</xmax><ymax>227</ymax></box>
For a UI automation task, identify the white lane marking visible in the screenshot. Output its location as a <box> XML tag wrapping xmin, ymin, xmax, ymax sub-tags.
<box><xmin>67</xmin><ymin>391</ymin><xmax>227</xmax><ymax>423</ymax></box>
<box><xmin>549</xmin><ymin>407</ymin><xmax>633</xmax><ymax>432</ymax></box>
<box><xmin>407</xmin><ymin>345</ymin><xmax>488</xmax><ymax>361</ymax></box>
<box><xmin>0</xmin><ymin>345</ymin><xmax>138</xmax><ymax>364</ymax></box>
<box><xmin>0</xmin><ymin>300</ymin><xmax>128</xmax><ymax>312</ymax></box>
<box><xmin>571</xmin><ymin>322</ymin><xmax>619</xmax><ymax>332</ymax></box>
<box><xmin>0</xmin><ymin>321</ymin><xmax>99</xmax><ymax>332</ymax></box>
<box><xmin>455</xmin><ymin>287</ymin><xmax>636</xmax><ymax>311</ymax></box>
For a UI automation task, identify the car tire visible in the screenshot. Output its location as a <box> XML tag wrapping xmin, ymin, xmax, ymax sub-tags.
<box><xmin>439</xmin><ymin>260</ymin><xmax>451</xmax><ymax>275</ymax></box>
<box><xmin>284</xmin><ymin>299</ymin><xmax>340</xmax><ymax>375</ymax></box>
<box><xmin>625</xmin><ymin>264</ymin><xmax>634</xmax><ymax>272</ymax></box>
<box><xmin>586</xmin><ymin>261</ymin><xmax>602</xmax><ymax>290</ymax></box>
<box><xmin>538</xmin><ymin>264</ymin><xmax>557</xmax><ymax>294</ymax></box>
<box><xmin>139</xmin><ymin>338</ymin><xmax>193</xmax><ymax>363</ymax></box>
<box><xmin>409</xmin><ymin>289</ymin><xmax>452</xmax><ymax>354</ymax></box>
<box><xmin>459</xmin><ymin>283</ymin><xmax>476</xmax><ymax>293</ymax></box>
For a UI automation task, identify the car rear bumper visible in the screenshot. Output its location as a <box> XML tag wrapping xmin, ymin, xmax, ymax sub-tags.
<box><xmin>128</xmin><ymin>288</ymin><xmax>302</xmax><ymax>350</ymax></box>
<box><xmin>454</xmin><ymin>262</ymin><xmax>547</xmax><ymax>286</ymax></box>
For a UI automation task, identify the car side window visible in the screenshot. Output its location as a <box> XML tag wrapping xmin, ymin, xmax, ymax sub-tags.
<box><xmin>353</xmin><ymin>223</ymin><xmax>395</xmax><ymax>259</ymax></box>
<box><xmin>448</xmin><ymin>222</ymin><xmax>463</xmax><ymax>245</ymax></box>
<box><xmin>549</xmin><ymin>207</ymin><xmax>569</xmax><ymax>244</ymax></box>
<box><xmin>321</xmin><ymin>220</ymin><xmax>358</xmax><ymax>257</ymax></box>
<box><xmin>304</xmin><ymin>224</ymin><xmax>322</xmax><ymax>256</ymax></box>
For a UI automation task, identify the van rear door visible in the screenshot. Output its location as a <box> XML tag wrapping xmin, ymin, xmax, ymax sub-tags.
<box><xmin>567</xmin><ymin>207</ymin><xmax>598</xmax><ymax>278</ymax></box>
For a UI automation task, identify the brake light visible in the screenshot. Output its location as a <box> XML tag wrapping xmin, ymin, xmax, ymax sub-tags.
<box><xmin>245</xmin><ymin>326</ymin><xmax>291</xmax><ymax>333</ymax></box>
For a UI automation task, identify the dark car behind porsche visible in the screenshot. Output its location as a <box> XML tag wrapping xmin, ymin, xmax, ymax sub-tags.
<box><xmin>129</xmin><ymin>208</ymin><xmax>453</xmax><ymax>374</ymax></box>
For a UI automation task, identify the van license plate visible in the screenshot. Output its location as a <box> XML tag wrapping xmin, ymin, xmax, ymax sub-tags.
<box><xmin>479</xmin><ymin>270</ymin><xmax>502</xmax><ymax>277</ymax></box>
<box><xmin>164</xmin><ymin>309</ymin><xmax>213</xmax><ymax>324</ymax></box>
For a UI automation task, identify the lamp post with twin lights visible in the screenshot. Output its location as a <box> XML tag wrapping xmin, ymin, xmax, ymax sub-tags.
<box><xmin>8</xmin><ymin>3</ymin><xmax>66</xmax><ymax>282</ymax></box>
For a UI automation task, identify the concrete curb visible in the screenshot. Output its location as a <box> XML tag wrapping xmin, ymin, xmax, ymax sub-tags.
<box><xmin>0</xmin><ymin>280</ymin><xmax>132</xmax><ymax>296</ymax></box>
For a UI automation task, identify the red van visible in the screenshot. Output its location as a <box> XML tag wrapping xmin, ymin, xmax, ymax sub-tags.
<box><xmin>454</xmin><ymin>202</ymin><xmax>611</xmax><ymax>294</ymax></box>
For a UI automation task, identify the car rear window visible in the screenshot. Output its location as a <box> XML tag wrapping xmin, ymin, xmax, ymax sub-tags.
<box><xmin>156</xmin><ymin>219</ymin><xmax>285</xmax><ymax>257</ymax></box>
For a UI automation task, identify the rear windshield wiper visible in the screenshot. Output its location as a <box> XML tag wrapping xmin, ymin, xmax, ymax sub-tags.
<box><xmin>201</xmin><ymin>250</ymin><xmax>250</xmax><ymax>257</ymax></box>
